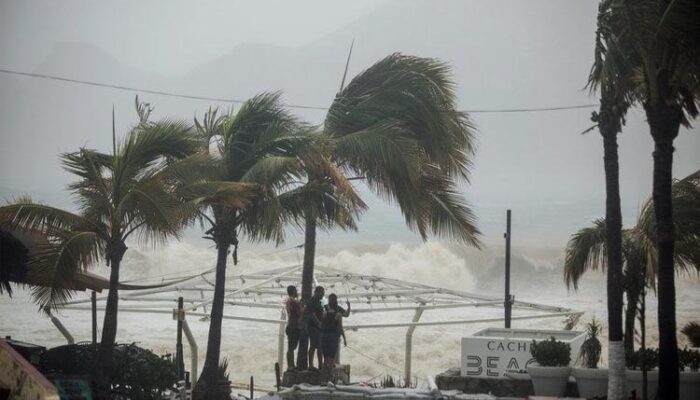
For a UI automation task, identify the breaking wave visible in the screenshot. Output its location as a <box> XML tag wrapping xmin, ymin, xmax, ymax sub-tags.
<box><xmin>1</xmin><ymin>239</ymin><xmax>698</xmax><ymax>389</ymax></box>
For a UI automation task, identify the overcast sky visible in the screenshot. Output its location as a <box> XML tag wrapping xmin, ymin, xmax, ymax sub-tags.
<box><xmin>1</xmin><ymin>0</ymin><xmax>698</xmax><ymax>247</ymax></box>
<box><xmin>0</xmin><ymin>0</ymin><xmax>385</xmax><ymax>74</ymax></box>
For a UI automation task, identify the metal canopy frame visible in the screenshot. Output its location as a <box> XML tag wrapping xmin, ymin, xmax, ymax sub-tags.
<box><xmin>58</xmin><ymin>263</ymin><xmax>582</xmax><ymax>384</ymax></box>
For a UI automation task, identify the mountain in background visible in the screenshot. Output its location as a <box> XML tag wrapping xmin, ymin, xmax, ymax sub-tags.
<box><xmin>1</xmin><ymin>0</ymin><xmax>698</xmax><ymax>246</ymax></box>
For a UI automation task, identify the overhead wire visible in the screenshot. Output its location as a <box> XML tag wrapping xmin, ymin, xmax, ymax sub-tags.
<box><xmin>120</xmin><ymin>242</ymin><xmax>304</xmax><ymax>284</ymax></box>
<box><xmin>0</xmin><ymin>67</ymin><xmax>598</xmax><ymax>114</ymax></box>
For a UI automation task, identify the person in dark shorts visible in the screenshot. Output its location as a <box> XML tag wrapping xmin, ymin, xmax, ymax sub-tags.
<box><xmin>321</xmin><ymin>293</ymin><xmax>351</xmax><ymax>373</ymax></box>
<box><xmin>305</xmin><ymin>286</ymin><xmax>325</xmax><ymax>370</ymax></box>
<box><xmin>285</xmin><ymin>285</ymin><xmax>302</xmax><ymax>371</ymax></box>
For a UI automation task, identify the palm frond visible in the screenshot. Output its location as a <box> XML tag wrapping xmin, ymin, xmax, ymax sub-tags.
<box><xmin>564</xmin><ymin>219</ymin><xmax>608</xmax><ymax>290</ymax></box>
<box><xmin>325</xmin><ymin>54</ymin><xmax>480</xmax><ymax>245</ymax></box>
<box><xmin>194</xmin><ymin>107</ymin><xmax>228</xmax><ymax>152</ymax></box>
<box><xmin>332</xmin><ymin>121</ymin><xmax>424</xmax><ymax>199</ymax></box>
<box><xmin>222</xmin><ymin>92</ymin><xmax>301</xmax><ymax>180</ymax></box>
<box><xmin>240</xmin><ymin>156</ymin><xmax>304</xmax><ymax>188</ymax></box>
<box><xmin>28</xmin><ymin>230</ymin><xmax>104</xmax><ymax>311</ymax></box>
<box><xmin>681</xmin><ymin>321</ymin><xmax>700</xmax><ymax>347</ymax></box>
<box><xmin>114</xmin><ymin>119</ymin><xmax>198</xmax><ymax>194</ymax></box>
<box><xmin>0</xmin><ymin>201</ymin><xmax>104</xmax><ymax>238</ymax></box>
<box><xmin>420</xmin><ymin>167</ymin><xmax>481</xmax><ymax>246</ymax></box>
<box><xmin>116</xmin><ymin>179</ymin><xmax>186</xmax><ymax>246</ymax></box>
<box><xmin>61</xmin><ymin>149</ymin><xmax>113</xmax><ymax>224</ymax></box>
<box><xmin>181</xmin><ymin>181</ymin><xmax>259</xmax><ymax>210</ymax></box>
<box><xmin>326</xmin><ymin>53</ymin><xmax>476</xmax><ymax>179</ymax></box>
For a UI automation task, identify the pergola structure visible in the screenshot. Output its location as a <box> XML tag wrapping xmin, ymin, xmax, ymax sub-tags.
<box><xmin>58</xmin><ymin>263</ymin><xmax>582</xmax><ymax>385</ymax></box>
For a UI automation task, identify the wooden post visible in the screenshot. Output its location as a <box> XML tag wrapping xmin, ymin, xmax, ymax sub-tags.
<box><xmin>250</xmin><ymin>376</ymin><xmax>254</xmax><ymax>400</ymax></box>
<box><xmin>176</xmin><ymin>296</ymin><xmax>185</xmax><ymax>381</ymax></box>
<box><xmin>504</xmin><ymin>209</ymin><xmax>512</xmax><ymax>328</ymax></box>
<box><xmin>91</xmin><ymin>291</ymin><xmax>97</xmax><ymax>344</ymax></box>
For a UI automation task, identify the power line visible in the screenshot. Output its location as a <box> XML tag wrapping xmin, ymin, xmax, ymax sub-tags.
<box><xmin>0</xmin><ymin>68</ymin><xmax>328</xmax><ymax>110</ymax></box>
<box><xmin>0</xmin><ymin>67</ymin><xmax>598</xmax><ymax>114</ymax></box>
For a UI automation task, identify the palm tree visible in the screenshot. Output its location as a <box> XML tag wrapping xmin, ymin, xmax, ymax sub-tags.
<box><xmin>587</xmin><ymin>2</ymin><xmax>636</xmax><ymax>395</ymax></box>
<box><xmin>566</xmin><ymin>221</ymin><xmax>652</xmax><ymax>352</ymax></box>
<box><xmin>289</xmin><ymin>53</ymin><xmax>481</xmax><ymax>370</ymax></box>
<box><xmin>565</xmin><ymin>171</ymin><xmax>700</xmax><ymax>394</ymax></box>
<box><xmin>190</xmin><ymin>93</ymin><xmax>315</xmax><ymax>399</ymax></box>
<box><xmin>0</xmin><ymin>102</ymin><xmax>200</xmax><ymax>394</ymax></box>
<box><xmin>298</xmin><ymin>53</ymin><xmax>481</xmax><ymax>301</ymax></box>
<box><xmin>590</xmin><ymin>1</ymin><xmax>700</xmax><ymax>396</ymax></box>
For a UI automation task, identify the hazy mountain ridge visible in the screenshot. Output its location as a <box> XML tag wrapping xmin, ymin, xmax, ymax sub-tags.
<box><xmin>1</xmin><ymin>0</ymin><xmax>699</xmax><ymax>244</ymax></box>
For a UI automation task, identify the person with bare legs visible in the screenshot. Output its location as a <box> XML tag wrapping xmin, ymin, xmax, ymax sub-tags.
<box><xmin>321</xmin><ymin>294</ymin><xmax>351</xmax><ymax>378</ymax></box>
<box><xmin>284</xmin><ymin>285</ymin><xmax>302</xmax><ymax>371</ymax></box>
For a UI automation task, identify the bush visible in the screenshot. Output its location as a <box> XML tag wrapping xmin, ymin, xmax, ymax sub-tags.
<box><xmin>39</xmin><ymin>342</ymin><xmax>178</xmax><ymax>400</ymax></box>
<box><xmin>679</xmin><ymin>347</ymin><xmax>700</xmax><ymax>372</ymax></box>
<box><xmin>579</xmin><ymin>318</ymin><xmax>602</xmax><ymax>368</ymax></box>
<box><xmin>530</xmin><ymin>337</ymin><xmax>571</xmax><ymax>367</ymax></box>
<box><xmin>625</xmin><ymin>347</ymin><xmax>659</xmax><ymax>371</ymax></box>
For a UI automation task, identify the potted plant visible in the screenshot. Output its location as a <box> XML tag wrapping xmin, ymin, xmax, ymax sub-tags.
<box><xmin>527</xmin><ymin>336</ymin><xmax>572</xmax><ymax>396</ymax></box>
<box><xmin>625</xmin><ymin>347</ymin><xmax>659</xmax><ymax>398</ymax></box>
<box><xmin>679</xmin><ymin>347</ymin><xmax>700</xmax><ymax>400</ymax></box>
<box><xmin>572</xmin><ymin>318</ymin><xmax>607</xmax><ymax>398</ymax></box>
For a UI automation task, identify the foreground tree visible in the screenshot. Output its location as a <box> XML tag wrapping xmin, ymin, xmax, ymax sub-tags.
<box><xmin>0</xmin><ymin>103</ymin><xmax>199</xmax><ymax>394</ymax></box>
<box><xmin>191</xmin><ymin>94</ymin><xmax>314</xmax><ymax>399</ymax></box>
<box><xmin>298</xmin><ymin>53</ymin><xmax>481</xmax><ymax>302</ymax></box>
<box><xmin>290</xmin><ymin>54</ymin><xmax>481</xmax><ymax>370</ymax></box>
<box><xmin>588</xmin><ymin>1</ymin><xmax>635</xmax><ymax>395</ymax></box>
<box><xmin>592</xmin><ymin>1</ymin><xmax>700</xmax><ymax>396</ymax></box>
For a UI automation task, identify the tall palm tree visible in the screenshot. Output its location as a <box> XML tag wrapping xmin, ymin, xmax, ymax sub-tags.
<box><xmin>190</xmin><ymin>93</ymin><xmax>315</xmax><ymax>399</ymax></box>
<box><xmin>298</xmin><ymin>53</ymin><xmax>481</xmax><ymax>302</ymax></box>
<box><xmin>587</xmin><ymin>1</ymin><xmax>636</xmax><ymax>395</ymax></box>
<box><xmin>565</xmin><ymin>170</ymin><xmax>700</xmax><ymax>396</ymax></box>
<box><xmin>289</xmin><ymin>53</ymin><xmax>481</xmax><ymax>370</ymax></box>
<box><xmin>0</xmin><ymin>103</ymin><xmax>200</xmax><ymax>394</ymax></box>
<box><xmin>591</xmin><ymin>1</ymin><xmax>700</xmax><ymax>396</ymax></box>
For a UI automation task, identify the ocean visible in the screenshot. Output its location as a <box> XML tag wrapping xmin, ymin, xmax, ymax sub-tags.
<box><xmin>1</xmin><ymin>233</ymin><xmax>698</xmax><ymax>390</ymax></box>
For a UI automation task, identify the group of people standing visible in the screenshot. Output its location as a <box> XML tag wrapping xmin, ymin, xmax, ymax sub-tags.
<box><xmin>284</xmin><ymin>285</ymin><xmax>351</xmax><ymax>373</ymax></box>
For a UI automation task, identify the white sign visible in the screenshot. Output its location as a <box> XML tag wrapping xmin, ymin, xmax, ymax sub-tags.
<box><xmin>460</xmin><ymin>328</ymin><xmax>585</xmax><ymax>378</ymax></box>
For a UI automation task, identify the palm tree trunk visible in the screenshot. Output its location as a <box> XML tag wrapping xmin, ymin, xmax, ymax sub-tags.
<box><xmin>601</xmin><ymin>124</ymin><xmax>625</xmax><ymax>400</ymax></box>
<box><xmin>301</xmin><ymin>214</ymin><xmax>317</xmax><ymax>300</ymax></box>
<box><xmin>623</xmin><ymin>259</ymin><xmax>644</xmax><ymax>355</ymax></box>
<box><xmin>647</xmin><ymin>103</ymin><xmax>680</xmax><ymax>399</ymax></box>
<box><xmin>640</xmin><ymin>284</ymin><xmax>648</xmax><ymax>400</ymax></box>
<box><xmin>296</xmin><ymin>214</ymin><xmax>317</xmax><ymax>370</ymax></box>
<box><xmin>193</xmin><ymin>241</ymin><xmax>231</xmax><ymax>400</ymax></box>
<box><xmin>94</xmin><ymin>241</ymin><xmax>127</xmax><ymax>397</ymax></box>
<box><xmin>624</xmin><ymin>287</ymin><xmax>639</xmax><ymax>355</ymax></box>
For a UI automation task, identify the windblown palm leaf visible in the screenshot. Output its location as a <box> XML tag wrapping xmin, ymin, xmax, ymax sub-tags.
<box><xmin>326</xmin><ymin>53</ymin><xmax>480</xmax><ymax>245</ymax></box>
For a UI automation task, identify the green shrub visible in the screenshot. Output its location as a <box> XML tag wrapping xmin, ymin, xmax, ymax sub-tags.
<box><xmin>530</xmin><ymin>337</ymin><xmax>571</xmax><ymax>367</ymax></box>
<box><xmin>579</xmin><ymin>318</ymin><xmax>602</xmax><ymax>368</ymax></box>
<box><xmin>625</xmin><ymin>347</ymin><xmax>659</xmax><ymax>371</ymax></box>
<box><xmin>39</xmin><ymin>343</ymin><xmax>178</xmax><ymax>400</ymax></box>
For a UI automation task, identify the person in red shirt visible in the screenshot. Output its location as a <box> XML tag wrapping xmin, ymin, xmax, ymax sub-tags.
<box><xmin>285</xmin><ymin>285</ymin><xmax>302</xmax><ymax>371</ymax></box>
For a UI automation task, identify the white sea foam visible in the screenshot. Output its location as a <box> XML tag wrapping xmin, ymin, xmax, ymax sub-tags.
<box><xmin>1</xmin><ymin>240</ymin><xmax>698</xmax><ymax>389</ymax></box>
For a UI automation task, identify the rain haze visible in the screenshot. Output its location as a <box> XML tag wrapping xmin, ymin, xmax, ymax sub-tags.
<box><xmin>3</xmin><ymin>0</ymin><xmax>698</xmax><ymax>246</ymax></box>
<box><xmin>1</xmin><ymin>0</ymin><xmax>699</xmax><ymax>396</ymax></box>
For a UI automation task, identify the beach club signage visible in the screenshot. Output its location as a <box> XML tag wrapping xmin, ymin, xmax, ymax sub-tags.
<box><xmin>460</xmin><ymin>327</ymin><xmax>585</xmax><ymax>378</ymax></box>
